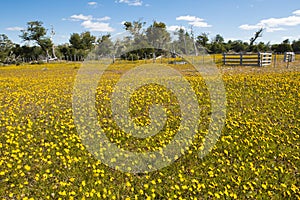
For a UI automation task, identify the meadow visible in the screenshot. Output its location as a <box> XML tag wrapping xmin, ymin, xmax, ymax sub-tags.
<box><xmin>0</xmin><ymin>55</ymin><xmax>299</xmax><ymax>199</ymax></box>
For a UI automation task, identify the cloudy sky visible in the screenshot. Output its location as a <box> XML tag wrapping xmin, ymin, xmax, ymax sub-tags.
<box><xmin>1</xmin><ymin>0</ymin><xmax>300</xmax><ymax>45</ymax></box>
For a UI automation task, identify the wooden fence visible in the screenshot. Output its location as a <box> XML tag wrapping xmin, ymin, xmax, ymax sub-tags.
<box><xmin>223</xmin><ymin>52</ymin><xmax>272</xmax><ymax>67</ymax></box>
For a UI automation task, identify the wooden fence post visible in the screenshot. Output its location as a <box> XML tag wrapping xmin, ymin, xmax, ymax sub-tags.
<box><xmin>258</xmin><ymin>52</ymin><xmax>261</xmax><ymax>67</ymax></box>
<box><xmin>273</xmin><ymin>53</ymin><xmax>277</xmax><ymax>68</ymax></box>
<box><xmin>240</xmin><ymin>53</ymin><xmax>243</xmax><ymax>66</ymax></box>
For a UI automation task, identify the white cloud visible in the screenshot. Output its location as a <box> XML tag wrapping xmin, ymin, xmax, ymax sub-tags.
<box><xmin>167</xmin><ymin>25</ymin><xmax>185</xmax><ymax>32</ymax></box>
<box><xmin>260</xmin><ymin>16</ymin><xmax>300</xmax><ymax>27</ymax></box>
<box><xmin>176</xmin><ymin>15</ymin><xmax>212</xmax><ymax>28</ymax></box>
<box><xmin>189</xmin><ymin>21</ymin><xmax>211</xmax><ymax>28</ymax></box>
<box><xmin>69</xmin><ymin>14</ymin><xmax>110</xmax><ymax>22</ymax></box>
<box><xmin>81</xmin><ymin>20</ymin><xmax>115</xmax><ymax>32</ymax></box>
<box><xmin>239</xmin><ymin>24</ymin><xmax>262</xmax><ymax>30</ymax></box>
<box><xmin>70</xmin><ymin>14</ymin><xmax>93</xmax><ymax>21</ymax></box>
<box><xmin>88</xmin><ymin>2</ymin><xmax>97</xmax><ymax>6</ymax></box>
<box><xmin>265</xmin><ymin>27</ymin><xmax>286</xmax><ymax>33</ymax></box>
<box><xmin>67</xmin><ymin>14</ymin><xmax>114</xmax><ymax>32</ymax></box>
<box><xmin>239</xmin><ymin>11</ymin><xmax>300</xmax><ymax>32</ymax></box>
<box><xmin>117</xmin><ymin>0</ymin><xmax>143</xmax><ymax>6</ymax></box>
<box><xmin>293</xmin><ymin>10</ymin><xmax>300</xmax><ymax>15</ymax></box>
<box><xmin>95</xmin><ymin>16</ymin><xmax>111</xmax><ymax>21</ymax></box>
<box><xmin>176</xmin><ymin>15</ymin><xmax>199</xmax><ymax>21</ymax></box>
<box><xmin>6</xmin><ymin>26</ymin><xmax>24</xmax><ymax>31</ymax></box>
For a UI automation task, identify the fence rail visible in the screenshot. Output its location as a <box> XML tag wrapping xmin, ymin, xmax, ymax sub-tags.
<box><xmin>223</xmin><ymin>53</ymin><xmax>272</xmax><ymax>67</ymax></box>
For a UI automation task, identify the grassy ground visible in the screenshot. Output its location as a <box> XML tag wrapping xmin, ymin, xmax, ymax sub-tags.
<box><xmin>0</xmin><ymin>57</ymin><xmax>299</xmax><ymax>199</ymax></box>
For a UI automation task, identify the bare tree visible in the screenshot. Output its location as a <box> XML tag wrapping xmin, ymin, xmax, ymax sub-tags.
<box><xmin>250</xmin><ymin>28</ymin><xmax>264</xmax><ymax>46</ymax></box>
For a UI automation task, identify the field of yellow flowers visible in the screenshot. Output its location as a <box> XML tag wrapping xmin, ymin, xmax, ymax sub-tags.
<box><xmin>0</xmin><ymin>59</ymin><xmax>299</xmax><ymax>199</ymax></box>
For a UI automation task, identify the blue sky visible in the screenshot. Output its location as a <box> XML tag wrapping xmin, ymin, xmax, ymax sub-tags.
<box><xmin>1</xmin><ymin>0</ymin><xmax>300</xmax><ymax>45</ymax></box>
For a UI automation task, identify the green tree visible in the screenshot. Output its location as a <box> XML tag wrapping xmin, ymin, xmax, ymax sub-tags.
<box><xmin>210</xmin><ymin>42</ymin><xmax>226</xmax><ymax>54</ymax></box>
<box><xmin>257</xmin><ymin>42</ymin><xmax>269</xmax><ymax>52</ymax></box>
<box><xmin>282</xmin><ymin>39</ymin><xmax>290</xmax><ymax>44</ymax></box>
<box><xmin>124</xmin><ymin>20</ymin><xmax>146</xmax><ymax>39</ymax></box>
<box><xmin>292</xmin><ymin>39</ymin><xmax>300</xmax><ymax>52</ymax></box>
<box><xmin>229</xmin><ymin>40</ymin><xmax>247</xmax><ymax>53</ymax></box>
<box><xmin>213</xmin><ymin>34</ymin><xmax>224</xmax><ymax>44</ymax></box>
<box><xmin>70</xmin><ymin>31</ymin><xmax>96</xmax><ymax>50</ymax></box>
<box><xmin>124</xmin><ymin>20</ymin><xmax>147</xmax><ymax>51</ymax></box>
<box><xmin>196</xmin><ymin>33</ymin><xmax>209</xmax><ymax>48</ymax></box>
<box><xmin>0</xmin><ymin>34</ymin><xmax>14</xmax><ymax>63</ymax></box>
<box><xmin>20</xmin><ymin>21</ymin><xmax>53</xmax><ymax>60</ymax></box>
<box><xmin>96</xmin><ymin>34</ymin><xmax>113</xmax><ymax>56</ymax></box>
<box><xmin>209</xmin><ymin>34</ymin><xmax>226</xmax><ymax>53</ymax></box>
<box><xmin>12</xmin><ymin>45</ymin><xmax>43</xmax><ymax>62</ymax></box>
<box><xmin>271</xmin><ymin>39</ymin><xmax>293</xmax><ymax>53</ymax></box>
<box><xmin>68</xmin><ymin>31</ymin><xmax>96</xmax><ymax>60</ymax></box>
<box><xmin>173</xmin><ymin>28</ymin><xmax>194</xmax><ymax>55</ymax></box>
<box><xmin>69</xmin><ymin>33</ymin><xmax>81</xmax><ymax>49</ymax></box>
<box><xmin>81</xmin><ymin>31</ymin><xmax>96</xmax><ymax>50</ymax></box>
<box><xmin>146</xmin><ymin>21</ymin><xmax>170</xmax><ymax>49</ymax></box>
<box><xmin>57</xmin><ymin>44</ymin><xmax>74</xmax><ymax>60</ymax></box>
<box><xmin>123</xmin><ymin>20</ymin><xmax>150</xmax><ymax>60</ymax></box>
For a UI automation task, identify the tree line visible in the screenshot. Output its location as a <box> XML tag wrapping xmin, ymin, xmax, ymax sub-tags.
<box><xmin>1</xmin><ymin>20</ymin><xmax>300</xmax><ymax>64</ymax></box>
